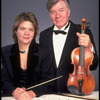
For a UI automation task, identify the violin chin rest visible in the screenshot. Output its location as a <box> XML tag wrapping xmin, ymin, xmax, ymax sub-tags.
<box><xmin>68</xmin><ymin>85</ymin><xmax>84</xmax><ymax>96</ymax></box>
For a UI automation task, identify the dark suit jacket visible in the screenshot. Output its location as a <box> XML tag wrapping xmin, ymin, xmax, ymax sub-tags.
<box><xmin>39</xmin><ymin>21</ymin><xmax>98</xmax><ymax>93</ymax></box>
<box><xmin>1</xmin><ymin>41</ymin><xmax>54</xmax><ymax>96</ymax></box>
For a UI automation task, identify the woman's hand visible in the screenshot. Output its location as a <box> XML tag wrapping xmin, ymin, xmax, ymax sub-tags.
<box><xmin>16</xmin><ymin>90</ymin><xmax>36</xmax><ymax>100</ymax></box>
<box><xmin>12</xmin><ymin>87</ymin><xmax>26</xmax><ymax>99</ymax></box>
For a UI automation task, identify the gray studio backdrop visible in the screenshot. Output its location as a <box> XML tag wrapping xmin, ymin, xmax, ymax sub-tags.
<box><xmin>1</xmin><ymin>0</ymin><xmax>99</xmax><ymax>91</ymax></box>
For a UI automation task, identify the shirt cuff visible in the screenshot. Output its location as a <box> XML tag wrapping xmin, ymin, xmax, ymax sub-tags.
<box><xmin>91</xmin><ymin>45</ymin><xmax>95</xmax><ymax>53</ymax></box>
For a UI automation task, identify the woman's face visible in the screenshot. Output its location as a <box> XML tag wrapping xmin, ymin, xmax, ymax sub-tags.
<box><xmin>16</xmin><ymin>21</ymin><xmax>35</xmax><ymax>46</ymax></box>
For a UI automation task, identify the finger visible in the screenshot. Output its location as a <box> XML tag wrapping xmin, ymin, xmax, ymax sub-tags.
<box><xmin>13</xmin><ymin>88</ymin><xmax>25</xmax><ymax>97</ymax></box>
<box><xmin>22</xmin><ymin>87</ymin><xmax>26</xmax><ymax>90</ymax></box>
<box><xmin>76</xmin><ymin>32</ymin><xmax>81</xmax><ymax>37</ymax></box>
<box><xmin>18</xmin><ymin>88</ymin><xmax>26</xmax><ymax>92</ymax></box>
<box><xmin>18</xmin><ymin>92</ymin><xmax>32</xmax><ymax>100</ymax></box>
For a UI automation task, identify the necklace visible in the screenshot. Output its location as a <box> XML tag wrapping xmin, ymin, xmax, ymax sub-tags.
<box><xmin>19</xmin><ymin>48</ymin><xmax>29</xmax><ymax>54</ymax></box>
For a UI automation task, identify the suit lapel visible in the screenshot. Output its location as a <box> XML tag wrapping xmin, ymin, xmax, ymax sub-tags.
<box><xmin>44</xmin><ymin>26</ymin><xmax>58</xmax><ymax>69</ymax></box>
<box><xmin>49</xmin><ymin>26</ymin><xmax>58</xmax><ymax>69</ymax></box>
<box><xmin>9</xmin><ymin>44</ymin><xmax>20</xmax><ymax>78</ymax></box>
<box><xmin>27</xmin><ymin>43</ymin><xmax>39</xmax><ymax>70</ymax></box>
<box><xmin>58</xmin><ymin>22</ymin><xmax>78</xmax><ymax>68</ymax></box>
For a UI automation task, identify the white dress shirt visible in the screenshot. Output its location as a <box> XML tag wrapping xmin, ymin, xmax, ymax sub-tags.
<box><xmin>53</xmin><ymin>23</ymin><xmax>71</xmax><ymax>67</ymax></box>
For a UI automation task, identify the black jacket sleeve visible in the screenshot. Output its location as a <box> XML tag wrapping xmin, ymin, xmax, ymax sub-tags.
<box><xmin>1</xmin><ymin>47</ymin><xmax>16</xmax><ymax>96</ymax></box>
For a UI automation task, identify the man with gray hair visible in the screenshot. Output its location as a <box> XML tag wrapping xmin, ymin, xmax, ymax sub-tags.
<box><xmin>39</xmin><ymin>0</ymin><xmax>98</xmax><ymax>95</ymax></box>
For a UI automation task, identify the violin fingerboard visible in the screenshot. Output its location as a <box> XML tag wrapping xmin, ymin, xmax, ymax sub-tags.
<box><xmin>79</xmin><ymin>46</ymin><xmax>84</xmax><ymax>66</ymax></box>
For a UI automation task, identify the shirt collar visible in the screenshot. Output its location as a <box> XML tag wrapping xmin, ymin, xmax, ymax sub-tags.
<box><xmin>53</xmin><ymin>22</ymin><xmax>71</xmax><ymax>33</ymax></box>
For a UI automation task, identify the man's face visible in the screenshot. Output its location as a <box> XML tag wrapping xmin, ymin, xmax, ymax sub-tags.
<box><xmin>49</xmin><ymin>0</ymin><xmax>70</xmax><ymax>29</ymax></box>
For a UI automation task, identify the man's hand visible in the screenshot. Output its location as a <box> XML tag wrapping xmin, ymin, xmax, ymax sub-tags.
<box><xmin>76</xmin><ymin>32</ymin><xmax>92</xmax><ymax>50</ymax></box>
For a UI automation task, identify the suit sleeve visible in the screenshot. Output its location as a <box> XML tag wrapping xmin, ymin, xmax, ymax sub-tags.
<box><xmin>1</xmin><ymin>49</ymin><xmax>16</xmax><ymax>96</ymax></box>
<box><xmin>85</xmin><ymin>28</ymin><xmax>98</xmax><ymax>70</ymax></box>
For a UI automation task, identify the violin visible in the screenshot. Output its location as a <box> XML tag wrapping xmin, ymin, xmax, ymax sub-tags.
<box><xmin>67</xmin><ymin>18</ymin><xmax>95</xmax><ymax>95</ymax></box>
